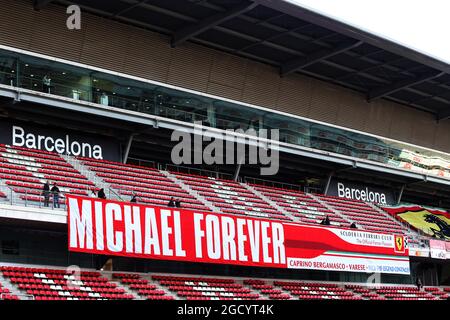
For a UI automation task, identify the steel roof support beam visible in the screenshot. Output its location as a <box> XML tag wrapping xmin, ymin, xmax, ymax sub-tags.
<box><xmin>171</xmin><ymin>1</ymin><xmax>257</xmax><ymax>47</ymax></box>
<box><xmin>280</xmin><ymin>41</ymin><xmax>362</xmax><ymax>77</ymax></box>
<box><xmin>123</xmin><ymin>133</ymin><xmax>136</xmax><ymax>164</ymax></box>
<box><xmin>33</xmin><ymin>0</ymin><xmax>53</xmax><ymax>10</ymax></box>
<box><xmin>367</xmin><ymin>72</ymin><xmax>445</xmax><ymax>102</ymax></box>
<box><xmin>111</xmin><ymin>0</ymin><xmax>149</xmax><ymax>18</ymax></box>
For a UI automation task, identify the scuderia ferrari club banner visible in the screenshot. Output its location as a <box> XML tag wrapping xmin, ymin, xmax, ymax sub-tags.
<box><xmin>67</xmin><ymin>195</ymin><xmax>410</xmax><ymax>275</ymax></box>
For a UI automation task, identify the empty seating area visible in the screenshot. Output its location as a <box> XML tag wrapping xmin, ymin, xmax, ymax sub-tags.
<box><xmin>112</xmin><ymin>273</ymin><xmax>174</xmax><ymax>300</ymax></box>
<box><xmin>250</xmin><ymin>184</ymin><xmax>347</xmax><ymax>227</ymax></box>
<box><xmin>153</xmin><ymin>275</ymin><xmax>260</xmax><ymax>300</ymax></box>
<box><xmin>243</xmin><ymin>279</ymin><xmax>292</xmax><ymax>300</ymax></box>
<box><xmin>1</xmin><ymin>266</ymin><xmax>134</xmax><ymax>300</ymax></box>
<box><xmin>316</xmin><ymin>195</ymin><xmax>407</xmax><ymax>235</ymax></box>
<box><xmin>347</xmin><ymin>284</ymin><xmax>449</xmax><ymax>300</ymax></box>
<box><xmin>172</xmin><ymin>172</ymin><xmax>291</xmax><ymax>221</ymax></box>
<box><xmin>275</xmin><ymin>281</ymin><xmax>360</xmax><ymax>300</ymax></box>
<box><xmin>374</xmin><ymin>286</ymin><xmax>438</xmax><ymax>300</ymax></box>
<box><xmin>78</xmin><ymin>157</ymin><xmax>210</xmax><ymax>212</ymax></box>
<box><xmin>0</xmin><ymin>144</ymin><xmax>93</xmax><ymax>206</ymax></box>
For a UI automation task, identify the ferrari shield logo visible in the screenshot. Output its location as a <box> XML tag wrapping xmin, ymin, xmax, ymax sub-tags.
<box><xmin>394</xmin><ymin>235</ymin><xmax>405</xmax><ymax>252</ymax></box>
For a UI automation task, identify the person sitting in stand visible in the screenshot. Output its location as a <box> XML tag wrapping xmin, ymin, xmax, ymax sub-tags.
<box><xmin>42</xmin><ymin>74</ymin><xmax>52</xmax><ymax>93</ymax></box>
<box><xmin>97</xmin><ymin>188</ymin><xmax>106</xmax><ymax>199</ymax></box>
<box><xmin>130</xmin><ymin>194</ymin><xmax>138</xmax><ymax>203</ymax></box>
<box><xmin>51</xmin><ymin>182</ymin><xmax>61</xmax><ymax>208</ymax></box>
<box><xmin>42</xmin><ymin>181</ymin><xmax>50</xmax><ymax>207</ymax></box>
<box><xmin>320</xmin><ymin>215</ymin><xmax>331</xmax><ymax>226</ymax></box>
<box><xmin>89</xmin><ymin>189</ymin><xmax>97</xmax><ymax>198</ymax></box>
<box><xmin>416</xmin><ymin>277</ymin><xmax>423</xmax><ymax>291</ymax></box>
<box><xmin>350</xmin><ymin>222</ymin><xmax>357</xmax><ymax>229</ymax></box>
<box><xmin>175</xmin><ymin>198</ymin><xmax>181</xmax><ymax>208</ymax></box>
<box><xmin>168</xmin><ymin>197</ymin><xmax>175</xmax><ymax>207</ymax></box>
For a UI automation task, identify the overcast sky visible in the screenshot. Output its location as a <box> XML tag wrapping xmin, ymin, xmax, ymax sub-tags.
<box><xmin>287</xmin><ymin>0</ymin><xmax>450</xmax><ymax>65</ymax></box>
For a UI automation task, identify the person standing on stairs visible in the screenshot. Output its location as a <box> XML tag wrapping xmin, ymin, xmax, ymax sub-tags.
<box><xmin>42</xmin><ymin>181</ymin><xmax>50</xmax><ymax>207</ymax></box>
<box><xmin>51</xmin><ymin>182</ymin><xmax>61</xmax><ymax>208</ymax></box>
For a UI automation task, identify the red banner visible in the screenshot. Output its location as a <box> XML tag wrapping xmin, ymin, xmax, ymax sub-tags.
<box><xmin>67</xmin><ymin>195</ymin><xmax>410</xmax><ymax>274</ymax></box>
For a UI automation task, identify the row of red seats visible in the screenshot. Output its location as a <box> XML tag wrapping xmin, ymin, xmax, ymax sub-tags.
<box><xmin>0</xmin><ymin>266</ymin><xmax>100</xmax><ymax>276</ymax></box>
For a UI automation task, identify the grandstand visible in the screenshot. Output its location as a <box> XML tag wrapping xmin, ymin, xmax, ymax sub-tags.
<box><xmin>0</xmin><ymin>0</ymin><xmax>449</xmax><ymax>302</ymax></box>
<box><xmin>1</xmin><ymin>264</ymin><xmax>448</xmax><ymax>301</ymax></box>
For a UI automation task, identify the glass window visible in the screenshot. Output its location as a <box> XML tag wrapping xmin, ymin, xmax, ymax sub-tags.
<box><xmin>2</xmin><ymin>47</ymin><xmax>450</xmax><ymax>179</ymax></box>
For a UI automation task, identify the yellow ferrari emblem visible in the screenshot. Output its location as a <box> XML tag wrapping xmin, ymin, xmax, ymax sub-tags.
<box><xmin>394</xmin><ymin>235</ymin><xmax>404</xmax><ymax>252</ymax></box>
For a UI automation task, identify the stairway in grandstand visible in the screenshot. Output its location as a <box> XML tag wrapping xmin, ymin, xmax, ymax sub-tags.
<box><xmin>248</xmin><ymin>183</ymin><xmax>349</xmax><ymax>227</ymax></box>
<box><xmin>0</xmin><ymin>276</ymin><xmax>20</xmax><ymax>300</ymax></box>
<box><xmin>169</xmin><ymin>170</ymin><xmax>293</xmax><ymax>221</ymax></box>
<box><xmin>0</xmin><ymin>265</ymin><xmax>448</xmax><ymax>300</ymax></box>
<box><xmin>76</xmin><ymin>157</ymin><xmax>213</xmax><ymax>212</ymax></box>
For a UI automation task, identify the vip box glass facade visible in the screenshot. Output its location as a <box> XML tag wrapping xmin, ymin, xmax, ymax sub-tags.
<box><xmin>0</xmin><ymin>47</ymin><xmax>449</xmax><ymax>179</ymax></box>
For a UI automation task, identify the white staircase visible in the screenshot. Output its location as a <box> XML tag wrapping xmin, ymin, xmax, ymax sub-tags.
<box><xmin>308</xmin><ymin>193</ymin><xmax>355</xmax><ymax>226</ymax></box>
<box><xmin>241</xmin><ymin>183</ymin><xmax>298</xmax><ymax>222</ymax></box>
<box><xmin>62</xmin><ymin>154</ymin><xmax>124</xmax><ymax>201</ymax></box>
<box><xmin>0</xmin><ymin>273</ymin><xmax>33</xmax><ymax>300</ymax></box>
<box><xmin>161</xmin><ymin>170</ymin><xmax>222</xmax><ymax>213</ymax></box>
<box><xmin>109</xmin><ymin>280</ymin><xmax>144</xmax><ymax>300</ymax></box>
<box><xmin>148</xmin><ymin>276</ymin><xmax>180</xmax><ymax>300</ymax></box>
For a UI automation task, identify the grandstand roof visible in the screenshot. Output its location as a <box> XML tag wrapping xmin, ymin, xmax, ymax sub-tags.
<box><xmin>47</xmin><ymin>0</ymin><xmax>450</xmax><ymax>119</ymax></box>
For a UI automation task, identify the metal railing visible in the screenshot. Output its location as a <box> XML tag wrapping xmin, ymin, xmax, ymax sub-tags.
<box><xmin>244</xmin><ymin>176</ymin><xmax>304</xmax><ymax>191</ymax></box>
<box><xmin>164</xmin><ymin>164</ymin><xmax>234</xmax><ymax>180</ymax></box>
<box><xmin>0</xmin><ymin>184</ymin><xmax>124</xmax><ymax>210</ymax></box>
<box><xmin>126</xmin><ymin>158</ymin><xmax>157</xmax><ymax>169</ymax></box>
<box><xmin>0</xmin><ymin>186</ymin><xmax>66</xmax><ymax>210</ymax></box>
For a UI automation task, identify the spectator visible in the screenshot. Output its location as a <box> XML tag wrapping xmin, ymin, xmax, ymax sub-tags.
<box><xmin>350</xmin><ymin>222</ymin><xmax>357</xmax><ymax>229</ymax></box>
<box><xmin>130</xmin><ymin>194</ymin><xmax>138</xmax><ymax>203</ymax></box>
<box><xmin>42</xmin><ymin>74</ymin><xmax>51</xmax><ymax>93</ymax></box>
<box><xmin>42</xmin><ymin>181</ymin><xmax>50</xmax><ymax>207</ymax></box>
<box><xmin>168</xmin><ymin>197</ymin><xmax>175</xmax><ymax>207</ymax></box>
<box><xmin>51</xmin><ymin>183</ymin><xmax>61</xmax><ymax>208</ymax></box>
<box><xmin>175</xmin><ymin>198</ymin><xmax>181</xmax><ymax>208</ymax></box>
<box><xmin>98</xmin><ymin>188</ymin><xmax>106</xmax><ymax>199</ymax></box>
<box><xmin>100</xmin><ymin>92</ymin><xmax>109</xmax><ymax>106</ymax></box>
<box><xmin>416</xmin><ymin>277</ymin><xmax>423</xmax><ymax>291</ymax></box>
<box><xmin>320</xmin><ymin>215</ymin><xmax>331</xmax><ymax>226</ymax></box>
<box><xmin>89</xmin><ymin>189</ymin><xmax>97</xmax><ymax>198</ymax></box>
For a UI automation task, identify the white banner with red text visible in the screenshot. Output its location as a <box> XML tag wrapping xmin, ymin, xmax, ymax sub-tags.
<box><xmin>67</xmin><ymin>195</ymin><xmax>410</xmax><ymax>274</ymax></box>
